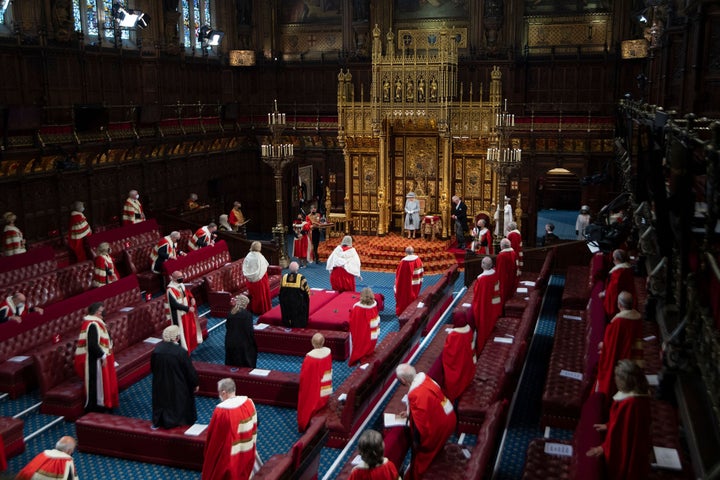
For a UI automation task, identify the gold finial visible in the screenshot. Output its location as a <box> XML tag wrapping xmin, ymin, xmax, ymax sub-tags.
<box><xmin>491</xmin><ymin>66</ymin><xmax>502</xmax><ymax>80</ymax></box>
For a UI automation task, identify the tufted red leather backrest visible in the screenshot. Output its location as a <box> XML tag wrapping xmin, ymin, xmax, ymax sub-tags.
<box><xmin>122</xmin><ymin>243</ymin><xmax>155</xmax><ymax>276</ymax></box>
<box><xmin>0</xmin><ymin>271</ymin><xmax>62</xmax><ymax>309</ymax></box>
<box><xmin>32</xmin><ymin>337</ymin><xmax>79</xmax><ymax>395</ymax></box>
<box><xmin>57</xmin><ymin>261</ymin><xmax>95</xmax><ymax>298</ymax></box>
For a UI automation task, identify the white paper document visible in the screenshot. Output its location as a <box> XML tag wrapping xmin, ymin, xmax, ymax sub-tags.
<box><xmin>493</xmin><ymin>337</ymin><xmax>513</xmax><ymax>344</ymax></box>
<box><xmin>249</xmin><ymin>369</ymin><xmax>271</xmax><ymax>377</ymax></box>
<box><xmin>559</xmin><ymin>369</ymin><xmax>583</xmax><ymax>381</ymax></box>
<box><xmin>646</xmin><ymin>375</ymin><xmax>659</xmax><ymax>386</ymax></box>
<box><xmin>144</xmin><ymin>337</ymin><xmax>162</xmax><ymax>344</ymax></box>
<box><xmin>544</xmin><ymin>442</ymin><xmax>573</xmax><ymax>457</ymax></box>
<box><xmin>337</xmin><ymin>393</ymin><xmax>347</xmax><ymax>402</ymax></box>
<box><xmin>184</xmin><ymin>423</ymin><xmax>208</xmax><ymax>436</ymax></box>
<box><xmin>516</xmin><ymin>287</ymin><xmax>529</xmax><ymax>294</ymax></box>
<box><xmin>253</xmin><ymin>323</ymin><xmax>269</xmax><ymax>330</ymax></box>
<box><xmin>562</xmin><ymin>314</ymin><xmax>583</xmax><ymax>321</ymax></box>
<box><xmin>417</xmin><ymin>302</ymin><xmax>425</xmax><ymax>308</ymax></box>
<box><xmin>7</xmin><ymin>356</ymin><xmax>30</xmax><ymax>363</ymax></box>
<box><xmin>652</xmin><ymin>446</ymin><xmax>682</xmax><ymax>470</ymax></box>
<box><xmin>521</xmin><ymin>281</ymin><xmax>536</xmax><ymax>287</ymax></box>
<box><xmin>114</xmin><ymin>361</ymin><xmax>119</xmax><ymax>367</ymax></box>
<box><xmin>359</xmin><ymin>363</ymin><xmax>370</xmax><ymax>370</ymax></box>
<box><xmin>119</xmin><ymin>307</ymin><xmax>134</xmax><ymax>312</ymax></box>
<box><xmin>310</xmin><ymin>287</ymin><xmax>324</xmax><ymax>291</ymax></box>
<box><xmin>462</xmin><ymin>303</ymin><xmax>472</xmax><ymax>308</ymax></box>
<box><xmin>644</xmin><ymin>335</ymin><xmax>656</xmax><ymax>342</ymax></box>
<box><xmin>383</xmin><ymin>413</ymin><xmax>406</xmax><ymax>428</ymax></box>
<box><xmin>351</xmin><ymin>454</ymin><xmax>362</xmax><ymax>465</ymax></box>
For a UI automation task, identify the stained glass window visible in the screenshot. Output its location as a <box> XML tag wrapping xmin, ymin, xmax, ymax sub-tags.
<box><xmin>179</xmin><ymin>0</ymin><xmax>214</xmax><ymax>49</ymax></box>
<box><xmin>0</xmin><ymin>0</ymin><xmax>10</xmax><ymax>26</ymax></box>
<box><xmin>72</xmin><ymin>0</ymin><xmax>131</xmax><ymax>43</ymax></box>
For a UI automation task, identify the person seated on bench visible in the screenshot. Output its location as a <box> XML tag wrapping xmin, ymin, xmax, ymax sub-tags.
<box><xmin>151</xmin><ymin>231</ymin><xmax>182</xmax><ymax>275</ymax></box>
<box><xmin>395</xmin><ymin>363</ymin><xmax>456</xmax><ymax>480</ymax></box>
<box><xmin>152</xmin><ymin>325</ymin><xmax>199</xmax><ymax>429</ymax></box>
<box><xmin>280</xmin><ymin>261</ymin><xmax>310</xmax><ymax>328</ymax></box>
<box><xmin>348</xmin><ymin>287</ymin><xmax>380</xmax><ymax>365</ymax></box>
<box><xmin>16</xmin><ymin>436</ymin><xmax>78</xmax><ymax>480</ymax></box>
<box><xmin>298</xmin><ymin>333</ymin><xmax>332</xmax><ymax>432</ymax></box>
<box><xmin>166</xmin><ymin>271</ymin><xmax>203</xmax><ymax>354</ymax></box>
<box><xmin>202</xmin><ymin>378</ymin><xmax>258</xmax><ymax>480</ymax></box>
<box><xmin>0</xmin><ymin>292</ymin><xmax>44</xmax><ymax>324</ymax></box>
<box><xmin>225</xmin><ymin>295</ymin><xmax>257</xmax><ymax>368</ymax></box>
<box><xmin>586</xmin><ymin>359</ymin><xmax>651</xmax><ymax>480</ymax></box>
<box><xmin>74</xmin><ymin>302</ymin><xmax>119</xmax><ymax>413</ymax></box>
<box><xmin>348</xmin><ymin>429</ymin><xmax>400</xmax><ymax>480</ymax></box>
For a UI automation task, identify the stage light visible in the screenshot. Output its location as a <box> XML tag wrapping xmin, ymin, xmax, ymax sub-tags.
<box><xmin>112</xmin><ymin>3</ymin><xmax>147</xmax><ymax>29</ymax></box>
<box><xmin>199</xmin><ymin>25</ymin><xmax>224</xmax><ymax>47</ymax></box>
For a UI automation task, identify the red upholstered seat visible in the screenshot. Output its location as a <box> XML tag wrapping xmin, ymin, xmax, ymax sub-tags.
<box><xmin>254</xmin><ymin>416</ymin><xmax>328</xmax><ymax>480</ymax></box>
<box><xmin>76</xmin><ymin>412</ymin><xmax>206</xmax><ymax>470</ymax></box>
<box><xmin>253</xmin><ymin>325</ymin><xmax>350</xmax><ymax>361</ymax></box>
<box><xmin>193</xmin><ymin>362</ymin><xmax>300</xmax><ymax>408</ymax></box>
<box><xmin>0</xmin><ymin>246</ymin><xmax>56</xmax><ymax>287</ymax></box>
<box><xmin>0</xmin><ymin>416</ymin><xmax>25</xmax><ymax>460</ymax></box>
<box><xmin>122</xmin><ymin>242</ymin><xmax>163</xmax><ymax>294</ymax></box>
<box><xmin>205</xmin><ymin>260</ymin><xmax>282</xmax><ymax>318</ymax></box>
<box><xmin>86</xmin><ymin>219</ymin><xmax>161</xmax><ymax>263</ymax></box>
<box><xmin>162</xmin><ymin>240</ymin><xmax>232</xmax><ymax>304</ymax></box>
<box><xmin>521</xmin><ymin>438</ymin><xmax>572</xmax><ymax>480</ymax></box>
<box><xmin>561</xmin><ymin>265</ymin><xmax>592</xmax><ymax>309</ymax></box>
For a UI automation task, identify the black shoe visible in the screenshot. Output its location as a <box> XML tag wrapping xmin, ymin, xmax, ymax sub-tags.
<box><xmin>457</xmin><ymin>244</ymin><xmax>466</xmax><ymax>249</ymax></box>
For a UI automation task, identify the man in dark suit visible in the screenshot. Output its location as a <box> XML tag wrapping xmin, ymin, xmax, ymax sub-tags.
<box><xmin>451</xmin><ymin>195</ymin><xmax>469</xmax><ymax>249</ymax></box>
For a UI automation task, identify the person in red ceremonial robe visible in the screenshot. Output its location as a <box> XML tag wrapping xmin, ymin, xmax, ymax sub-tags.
<box><xmin>595</xmin><ymin>291</ymin><xmax>644</xmax><ymax>400</ymax></box>
<box><xmin>395</xmin><ymin>363</ymin><xmax>456</xmax><ymax>480</ymax></box>
<box><xmin>242</xmin><ymin>241</ymin><xmax>272</xmax><ymax>314</ymax></box>
<box><xmin>202</xmin><ymin>378</ymin><xmax>258</xmax><ymax>480</ymax></box>
<box><xmin>298</xmin><ymin>333</ymin><xmax>333</xmax><ymax>432</ymax></box>
<box><xmin>292</xmin><ymin>213</ymin><xmax>311</xmax><ymax>267</ymax></box>
<box><xmin>496</xmin><ymin>238</ymin><xmax>519</xmax><ymax>304</ymax></box>
<box><xmin>188</xmin><ymin>223</ymin><xmax>217</xmax><ymax>251</ymax></box>
<box><xmin>151</xmin><ymin>231</ymin><xmax>182</xmax><ymax>275</ymax></box>
<box><xmin>472</xmin><ymin>257</ymin><xmax>502</xmax><ymax>352</ymax></box>
<box><xmin>349</xmin><ymin>429</ymin><xmax>400</xmax><ymax>480</ymax></box>
<box><xmin>326</xmin><ymin>235</ymin><xmax>362</xmax><ymax>292</ymax></box>
<box><xmin>394</xmin><ymin>246</ymin><xmax>424</xmax><ymax>316</ymax></box>
<box><xmin>67</xmin><ymin>201</ymin><xmax>91</xmax><ymax>262</ymax></box>
<box><xmin>92</xmin><ymin>242</ymin><xmax>119</xmax><ymax>288</ymax></box>
<box><xmin>442</xmin><ymin>315</ymin><xmax>476</xmax><ymax>402</ymax></box>
<box><xmin>587</xmin><ymin>359</ymin><xmax>651</xmax><ymax>480</ymax></box>
<box><xmin>122</xmin><ymin>189</ymin><xmax>145</xmax><ymax>225</ymax></box>
<box><xmin>16</xmin><ymin>436</ymin><xmax>78</xmax><ymax>480</ymax></box>
<box><xmin>2</xmin><ymin>211</ymin><xmax>26</xmax><ymax>256</ymax></box>
<box><xmin>349</xmin><ymin>287</ymin><xmax>380</xmax><ymax>365</ymax></box>
<box><xmin>0</xmin><ymin>292</ymin><xmax>43</xmax><ymax>324</ymax></box>
<box><xmin>599</xmin><ymin>249</ymin><xmax>637</xmax><ymax>319</ymax></box>
<box><xmin>229</xmin><ymin>200</ymin><xmax>246</xmax><ymax>231</ymax></box>
<box><xmin>165</xmin><ymin>271</ymin><xmax>203</xmax><ymax>353</ymax></box>
<box><xmin>470</xmin><ymin>218</ymin><xmax>493</xmax><ymax>255</ymax></box>
<box><xmin>506</xmin><ymin>221</ymin><xmax>523</xmax><ymax>275</ymax></box>
<box><xmin>74</xmin><ymin>302</ymin><xmax>119</xmax><ymax>412</ymax></box>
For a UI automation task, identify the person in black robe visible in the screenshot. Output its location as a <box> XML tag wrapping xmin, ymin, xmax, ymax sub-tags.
<box><xmin>279</xmin><ymin>262</ymin><xmax>310</xmax><ymax>328</ymax></box>
<box><xmin>151</xmin><ymin>325</ymin><xmax>198</xmax><ymax>429</ymax></box>
<box><xmin>225</xmin><ymin>294</ymin><xmax>257</xmax><ymax>368</ymax></box>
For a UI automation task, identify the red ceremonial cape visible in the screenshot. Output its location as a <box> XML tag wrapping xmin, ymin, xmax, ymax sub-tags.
<box><xmin>68</xmin><ymin>211</ymin><xmax>91</xmax><ymax>262</ymax></box>
<box><xmin>595</xmin><ymin>309</ymin><xmax>643</xmax><ymax>397</ymax></box>
<box><xmin>165</xmin><ymin>284</ymin><xmax>202</xmax><ymax>353</ymax></box>
<box><xmin>3</xmin><ymin>225</ymin><xmax>25</xmax><ymax>256</ymax></box>
<box><xmin>441</xmin><ymin>325</ymin><xmax>477</xmax><ymax>401</ymax></box>
<box><xmin>603</xmin><ymin>263</ymin><xmax>637</xmax><ymax>318</ymax></box>
<box><xmin>189</xmin><ymin>226</ymin><xmax>212</xmax><ymax>251</ymax></box>
<box><xmin>202</xmin><ymin>396</ymin><xmax>258</xmax><ymax>480</ymax></box>
<box><xmin>496</xmin><ymin>248</ymin><xmax>519</xmax><ymax>303</ymax></box>
<box><xmin>16</xmin><ymin>449</ymin><xmax>76</xmax><ymax>480</ymax></box>
<box><xmin>472</xmin><ymin>270</ymin><xmax>502</xmax><ymax>352</ymax></box>
<box><xmin>297</xmin><ymin>347</ymin><xmax>332</xmax><ymax>431</ymax></box>
<box><xmin>507</xmin><ymin>229</ymin><xmax>523</xmax><ymax>272</ymax></box>
<box><xmin>348</xmin><ymin>458</ymin><xmax>400</xmax><ymax>480</ymax></box>
<box><xmin>407</xmin><ymin>373</ymin><xmax>456</xmax><ymax>480</ymax></box>
<box><xmin>247</xmin><ymin>274</ymin><xmax>272</xmax><ymax>315</ymax></box>
<box><xmin>602</xmin><ymin>393</ymin><xmax>652</xmax><ymax>480</ymax></box>
<box><xmin>394</xmin><ymin>255</ymin><xmax>423</xmax><ymax>316</ymax></box>
<box><xmin>74</xmin><ymin>317</ymin><xmax>119</xmax><ymax>409</ymax></box>
<box><xmin>0</xmin><ymin>435</ymin><xmax>5</xmax><ymax>472</ymax></box>
<box><xmin>327</xmin><ymin>245</ymin><xmax>361</xmax><ymax>292</ymax></box>
<box><xmin>330</xmin><ymin>266</ymin><xmax>356</xmax><ymax>292</ymax></box>
<box><xmin>348</xmin><ymin>301</ymin><xmax>380</xmax><ymax>365</ymax></box>
<box><xmin>92</xmin><ymin>254</ymin><xmax>119</xmax><ymax>287</ymax></box>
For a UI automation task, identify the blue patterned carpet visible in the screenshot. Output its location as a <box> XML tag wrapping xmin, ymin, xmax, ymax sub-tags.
<box><xmin>1</xmin><ymin>260</ymin><xmax>456</xmax><ymax>479</ymax></box>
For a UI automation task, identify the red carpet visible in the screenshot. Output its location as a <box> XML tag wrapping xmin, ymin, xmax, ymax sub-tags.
<box><xmin>318</xmin><ymin>233</ymin><xmax>461</xmax><ymax>274</ymax></box>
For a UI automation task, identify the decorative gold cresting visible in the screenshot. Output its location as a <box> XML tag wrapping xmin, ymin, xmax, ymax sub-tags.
<box><xmin>338</xmin><ymin>26</ymin><xmax>502</xmax><ymax>236</ymax></box>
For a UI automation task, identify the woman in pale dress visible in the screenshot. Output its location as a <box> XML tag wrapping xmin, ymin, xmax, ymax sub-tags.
<box><xmin>404</xmin><ymin>192</ymin><xmax>420</xmax><ymax>239</ymax></box>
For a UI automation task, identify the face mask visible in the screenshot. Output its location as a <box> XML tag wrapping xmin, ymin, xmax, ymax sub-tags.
<box><xmin>177</xmin><ymin>277</ymin><xmax>185</xmax><ymax>283</ymax></box>
<box><xmin>16</xmin><ymin>303</ymin><xmax>24</xmax><ymax>309</ymax></box>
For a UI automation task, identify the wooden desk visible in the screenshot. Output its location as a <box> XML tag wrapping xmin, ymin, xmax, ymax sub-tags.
<box><xmin>327</xmin><ymin>214</ymin><xmax>352</xmax><ymax>237</ymax></box>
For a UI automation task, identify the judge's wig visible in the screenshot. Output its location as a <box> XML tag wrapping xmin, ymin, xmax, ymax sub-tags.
<box><xmin>341</xmin><ymin>235</ymin><xmax>353</xmax><ymax>247</ymax></box>
<box><xmin>162</xmin><ymin>325</ymin><xmax>180</xmax><ymax>342</ymax></box>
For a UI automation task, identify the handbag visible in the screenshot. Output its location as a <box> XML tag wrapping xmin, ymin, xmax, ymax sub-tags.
<box><xmin>408</xmin><ymin>215</ymin><xmax>413</xmax><ymax>226</ymax></box>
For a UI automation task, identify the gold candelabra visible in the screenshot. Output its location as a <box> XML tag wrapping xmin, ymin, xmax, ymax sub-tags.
<box><xmin>261</xmin><ymin>99</ymin><xmax>294</xmax><ymax>268</ymax></box>
<box><xmin>487</xmin><ymin>98</ymin><xmax>522</xmax><ymax>250</ymax></box>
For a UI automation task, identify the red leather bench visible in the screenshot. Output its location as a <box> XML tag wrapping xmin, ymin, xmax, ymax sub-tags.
<box><xmin>204</xmin><ymin>258</ymin><xmax>283</xmax><ymax>318</ymax></box>
<box><xmin>76</xmin><ymin>412</ymin><xmax>206</xmax><ymax>470</ymax></box>
<box><xmin>163</xmin><ymin>240</ymin><xmax>232</xmax><ymax>304</ymax></box>
<box><xmin>253</xmin><ymin>325</ymin><xmax>350</xmax><ymax>361</ymax></box>
<box><xmin>0</xmin><ymin>245</ymin><xmax>56</xmax><ymax>287</ymax></box>
<box><xmin>0</xmin><ymin>416</ymin><xmax>25</xmax><ymax>460</ymax></box>
<box><xmin>86</xmin><ymin>219</ymin><xmax>161</xmax><ymax>263</ymax></box>
<box><xmin>193</xmin><ymin>362</ymin><xmax>300</xmax><ymax>408</ymax></box>
<box><xmin>122</xmin><ymin>242</ymin><xmax>163</xmax><ymax>294</ymax></box>
<box><xmin>561</xmin><ymin>265</ymin><xmax>592</xmax><ymax>309</ymax></box>
<box><xmin>254</xmin><ymin>415</ymin><xmax>328</xmax><ymax>480</ymax></box>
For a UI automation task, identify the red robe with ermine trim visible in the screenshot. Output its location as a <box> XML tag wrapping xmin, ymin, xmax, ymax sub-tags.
<box><xmin>472</xmin><ymin>270</ymin><xmax>502</xmax><ymax>353</ymax></box>
<box><xmin>601</xmin><ymin>392</ymin><xmax>652</xmax><ymax>480</ymax></box>
<box><xmin>348</xmin><ymin>300</ymin><xmax>379</xmax><ymax>365</ymax></box>
<box><xmin>202</xmin><ymin>395</ymin><xmax>258</xmax><ymax>480</ymax></box>
<box><xmin>507</xmin><ymin>229</ymin><xmax>523</xmax><ymax>273</ymax></box>
<box><xmin>68</xmin><ymin>210</ymin><xmax>91</xmax><ymax>262</ymax></box>
<box><xmin>441</xmin><ymin>325</ymin><xmax>477</xmax><ymax>402</ymax></box>
<box><xmin>603</xmin><ymin>263</ymin><xmax>637</xmax><ymax>318</ymax></box>
<box><xmin>496</xmin><ymin>248</ymin><xmax>519</xmax><ymax>303</ymax></box>
<box><xmin>406</xmin><ymin>373</ymin><xmax>456</xmax><ymax>480</ymax></box>
<box><xmin>394</xmin><ymin>255</ymin><xmax>424</xmax><ymax>316</ymax></box>
<box><xmin>16</xmin><ymin>448</ymin><xmax>77</xmax><ymax>480</ymax></box>
<box><xmin>165</xmin><ymin>282</ymin><xmax>202</xmax><ymax>353</ymax></box>
<box><xmin>74</xmin><ymin>316</ymin><xmax>119</xmax><ymax>409</ymax></box>
<box><xmin>326</xmin><ymin>245</ymin><xmax>362</xmax><ymax>293</ymax></box>
<box><xmin>348</xmin><ymin>458</ymin><xmax>400</xmax><ymax>480</ymax></box>
<box><xmin>595</xmin><ymin>308</ymin><xmax>644</xmax><ymax>398</ymax></box>
<box><xmin>297</xmin><ymin>346</ymin><xmax>332</xmax><ymax>432</ymax></box>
